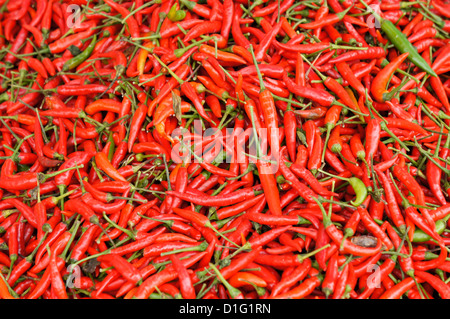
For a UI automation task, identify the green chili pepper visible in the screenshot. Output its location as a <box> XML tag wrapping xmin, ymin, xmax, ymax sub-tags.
<box><xmin>380</xmin><ymin>22</ymin><xmax>437</xmax><ymax>77</ymax></box>
<box><xmin>360</xmin><ymin>0</ymin><xmax>437</xmax><ymax>77</ymax></box>
<box><xmin>348</xmin><ymin>177</ymin><xmax>368</xmax><ymax>207</ymax></box>
<box><xmin>412</xmin><ymin>217</ymin><xmax>449</xmax><ymax>243</ymax></box>
<box><xmin>317</xmin><ymin>169</ymin><xmax>368</xmax><ymax>207</ymax></box>
<box><xmin>107</xmin><ymin>132</ymin><xmax>116</xmax><ymax>162</ymax></box>
<box><xmin>62</xmin><ymin>34</ymin><xmax>97</xmax><ymax>71</ymax></box>
<box><xmin>167</xmin><ymin>3</ymin><xmax>186</xmax><ymax>22</ymax></box>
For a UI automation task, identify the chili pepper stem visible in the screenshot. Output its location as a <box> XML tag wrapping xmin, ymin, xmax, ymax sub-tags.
<box><xmin>208</xmin><ymin>263</ymin><xmax>242</xmax><ymax>299</ymax></box>
<box><xmin>160</xmin><ymin>241</ymin><xmax>208</xmax><ymax>256</ymax></box>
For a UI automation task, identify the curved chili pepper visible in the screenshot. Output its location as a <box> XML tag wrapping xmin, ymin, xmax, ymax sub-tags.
<box><xmin>97</xmin><ymin>254</ymin><xmax>142</xmax><ymax>285</ymax></box>
<box><xmin>103</xmin><ymin>0</ymin><xmax>140</xmax><ymax>39</ymax></box>
<box><xmin>371</xmin><ymin>52</ymin><xmax>410</xmax><ymax>103</ymax></box>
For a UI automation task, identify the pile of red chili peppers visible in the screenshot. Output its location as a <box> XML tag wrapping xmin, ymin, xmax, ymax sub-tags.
<box><xmin>0</xmin><ymin>0</ymin><xmax>450</xmax><ymax>300</ymax></box>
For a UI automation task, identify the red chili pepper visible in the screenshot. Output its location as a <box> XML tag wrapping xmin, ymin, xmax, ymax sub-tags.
<box><xmin>132</xmin><ymin>251</ymin><xmax>207</xmax><ymax>299</ymax></box>
<box><xmin>103</xmin><ymin>0</ymin><xmax>140</xmax><ymax>39</ymax></box>
<box><xmin>371</xmin><ymin>53</ymin><xmax>409</xmax><ymax>102</ymax></box>
<box><xmin>283</xmin><ymin>73</ymin><xmax>335</xmax><ymax>106</ymax></box>
<box><xmin>97</xmin><ymin>254</ymin><xmax>142</xmax><ymax>285</ymax></box>
<box><xmin>271</xmin><ymin>275</ymin><xmax>321</xmax><ymax>299</ymax></box>
<box><xmin>282</xmin><ymin>105</ymin><xmax>296</xmax><ymax>158</ymax></box>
